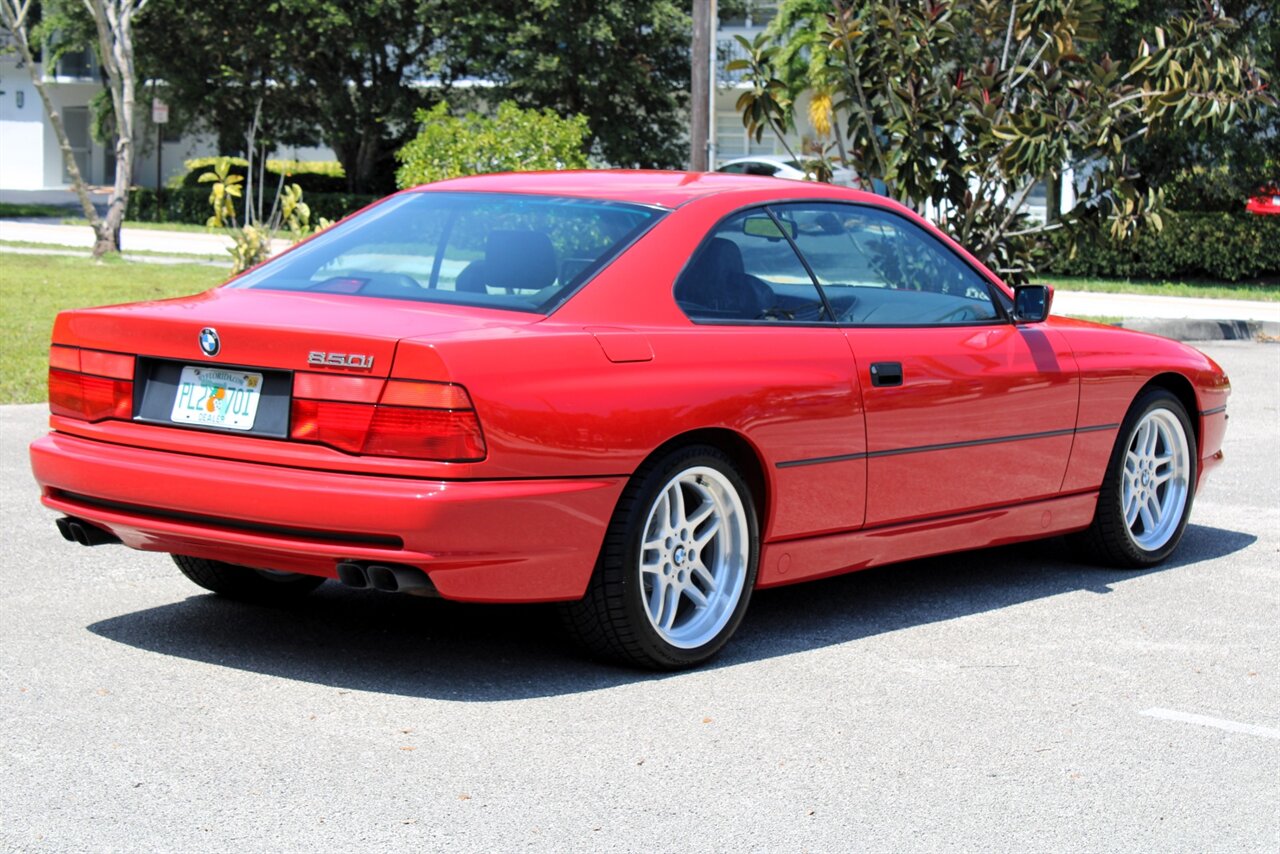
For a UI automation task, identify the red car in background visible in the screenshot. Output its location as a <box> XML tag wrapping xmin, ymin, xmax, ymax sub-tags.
<box><xmin>1245</xmin><ymin>185</ymin><xmax>1280</xmax><ymax>215</ymax></box>
<box><xmin>29</xmin><ymin>171</ymin><xmax>1230</xmax><ymax>669</ymax></box>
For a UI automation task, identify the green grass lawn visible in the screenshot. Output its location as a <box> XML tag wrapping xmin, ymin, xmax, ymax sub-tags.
<box><xmin>0</xmin><ymin>254</ymin><xmax>229</xmax><ymax>403</ymax></box>
<box><xmin>0</xmin><ymin>201</ymin><xmax>77</xmax><ymax>218</ymax></box>
<box><xmin>1040</xmin><ymin>275</ymin><xmax>1280</xmax><ymax>301</ymax></box>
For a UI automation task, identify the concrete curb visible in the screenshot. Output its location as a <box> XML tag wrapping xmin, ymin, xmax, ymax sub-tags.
<box><xmin>1115</xmin><ymin>318</ymin><xmax>1280</xmax><ymax>342</ymax></box>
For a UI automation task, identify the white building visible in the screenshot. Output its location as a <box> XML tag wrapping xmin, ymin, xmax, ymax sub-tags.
<box><xmin>2</xmin><ymin>46</ymin><xmax>112</xmax><ymax>190</ymax></box>
<box><xmin>713</xmin><ymin>3</ymin><xmax>809</xmax><ymax>164</ymax></box>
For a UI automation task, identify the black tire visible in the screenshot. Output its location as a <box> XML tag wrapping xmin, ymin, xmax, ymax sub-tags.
<box><xmin>1072</xmin><ymin>388</ymin><xmax>1197</xmax><ymax>568</ymax></box>
<box><xmin>171</xmin><ymin>554</ymin><xmax>326</xmax><ymax>603</ymax></box>
<box><xmin>560</xmin><ymin>445</ymin><xmax>759</xmax><ymax>670</ymax></box>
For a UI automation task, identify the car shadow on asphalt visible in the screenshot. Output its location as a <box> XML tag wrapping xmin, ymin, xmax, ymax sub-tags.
<box><xmin>86</xmin><ymin>523</ymin><xmax>1256</xmax><ymax>701</ymax></box>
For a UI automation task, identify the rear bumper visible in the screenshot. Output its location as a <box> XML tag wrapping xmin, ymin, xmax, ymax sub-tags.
<box><xmin>30</xmin><ymin>431</ymin><xmax>623</xmax><ymax>603</ymax></box>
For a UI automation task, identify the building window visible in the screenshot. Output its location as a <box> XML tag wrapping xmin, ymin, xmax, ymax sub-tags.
<box><xmin>53</xmin><ymin>46</ymin><xmax>97</xmax><ymax>80</ymax></box>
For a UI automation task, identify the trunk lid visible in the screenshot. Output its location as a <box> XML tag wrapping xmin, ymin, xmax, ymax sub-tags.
<box><xmin>53</xmin><ymin>287</ymin><xmax>537</xmax><ymax>375</ymax></box>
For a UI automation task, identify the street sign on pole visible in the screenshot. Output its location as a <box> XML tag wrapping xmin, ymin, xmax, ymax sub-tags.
<box><xmin>152</xmin><ymin>98</ymin><xmax>168</xmax><ymax>191</ymax></box>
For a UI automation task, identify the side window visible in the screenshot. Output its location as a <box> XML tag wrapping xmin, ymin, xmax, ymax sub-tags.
<box><xmin>773</xmin><ymin>203</ymin><xmax>1002</xmax><ymax>326</ymax></box>
<box><xmin>675</xmin><ymin>210</ymin><xmax>829</xmax><ymax>323</ymax></box>
<box><xmin>744</xmin><ymin>162</ymin><xmax>779</xmax><ymax>176</ymax></box>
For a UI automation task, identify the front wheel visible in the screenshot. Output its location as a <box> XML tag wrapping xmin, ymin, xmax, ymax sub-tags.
<box><xmin>1072</xmin><ymin>388</ymin><xmax>1197</xmax><ymax>567</ymax></box>
<box><xmin>561</xmin><ymin>445</ymin><xmax>759</xmax><ymax>670</ymax></box>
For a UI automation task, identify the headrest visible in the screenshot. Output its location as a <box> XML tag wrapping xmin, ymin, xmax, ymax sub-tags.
<box><xmin>484</xmin><ymin>230</ymin><xmax>558</xmax><ymax>291</ymax></box>
<box><xmin>687</xmin><ymin>237</ymin><xmax>744</xmax><ymax>282</ymax></box>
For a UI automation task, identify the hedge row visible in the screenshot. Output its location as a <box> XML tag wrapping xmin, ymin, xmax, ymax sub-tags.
<box><xmin>127</xmin><ymin>187</ymin><xmax>380</xmax><ymax>226</ymax></box>
<box><xmin>1043</xmin><ymin>210</ymin><xmax>1280</xmax><ymax>283</ymax></box>
<box><xmin>178</xmin><ymin>157</ymin><xmax>349</xmax><ymax>195</ymax></box>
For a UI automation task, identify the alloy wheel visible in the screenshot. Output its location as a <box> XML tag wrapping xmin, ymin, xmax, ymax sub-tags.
<box><xmin>638</xmin><ymin>466</ymin><xmax>750</xmax><ymax>649</ymax></box>
<box><xmin>1121</xmin><ymin>408</ymin><xmax>1191</xmax><ymax>552</ymax></box>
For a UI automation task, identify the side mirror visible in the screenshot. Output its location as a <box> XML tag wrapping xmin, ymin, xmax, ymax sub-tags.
<box><xmin>1012</xmin><ymin>284</ymin><xmax>1053</xmax><ymax>323</ymax></box>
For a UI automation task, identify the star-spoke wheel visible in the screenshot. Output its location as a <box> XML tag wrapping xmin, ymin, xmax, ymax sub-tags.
<box><xmin>1121</xmin><ymin>409</ymin><xmax>1190</xmax><ymax>551</ymax></box>
<box><xmin>1072</xmin><ymin>388</ymin><xmax>1197</xmax><ymax>568</ymax></box>
<box><xmin>638</xmin><ymin>466</ymin><xmax>749</xmax><ymax>649</ymax></box>
<box><xmin>560</xmin><ymin>445</ymin><xmax>758</xmax><ymax>669</ymax></box>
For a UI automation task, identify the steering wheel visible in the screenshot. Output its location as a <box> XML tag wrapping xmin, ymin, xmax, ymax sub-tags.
<box><xmin>936</xmin><ymin>305</ymin><xmax>980</xmax><ymax>323</ymax></box>
<box><xmin>757</xmin><ymin>306</ymin><xmax>797</xmax><ymax>321</ymax></box>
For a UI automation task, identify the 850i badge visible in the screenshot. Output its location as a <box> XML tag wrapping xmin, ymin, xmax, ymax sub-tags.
<box><xmin>307</xmin><ymin>351</ymin><xmax>374</xmax><ymax>369</ymax></box>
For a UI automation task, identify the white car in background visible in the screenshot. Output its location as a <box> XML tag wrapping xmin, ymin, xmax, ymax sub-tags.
<box><xmin>716</xmin><ymin>155</ymin><xmax>882</xmax><ymax>193</ymax></box>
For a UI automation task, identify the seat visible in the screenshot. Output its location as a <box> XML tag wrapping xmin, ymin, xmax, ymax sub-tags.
<box><xmin>456</xmin><ymin>230</ymin><xmax>558</xmax><ymax>294</ymax></box>
<box><xmin>675</xmin><ymin>237</ymin><xmax>771</xmax><ymax>319</ymax></box>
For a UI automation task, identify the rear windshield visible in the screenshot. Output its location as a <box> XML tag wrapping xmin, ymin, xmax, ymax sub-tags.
<box><xmin>228</xmin><ymin>191</ymin><xmax>663</xmax><ymax>314</ymax></box>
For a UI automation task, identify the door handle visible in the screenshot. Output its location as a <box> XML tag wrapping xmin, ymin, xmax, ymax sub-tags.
<box><xmin>870</xmin><ymin>362</ymin><xmax>903</xmax><ymax>387</ymax></box>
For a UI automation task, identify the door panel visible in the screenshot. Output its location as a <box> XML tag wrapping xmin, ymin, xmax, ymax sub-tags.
<box><xmin>850</xmin><ymin>325</ymin><xmax>1079</xmax><ymax>526</ymax></box>
<box><xmin>654</xmin><ymin>327</ymin><xmax>867</xmax><ymax>540</ymax></box>
<box><xmin>669</xmin><ymin>210</ymin><xmax>866</xmax><ymax>539</ymax></box>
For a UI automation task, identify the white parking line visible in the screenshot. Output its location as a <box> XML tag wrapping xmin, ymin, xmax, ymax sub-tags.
<box><xmin>1141</xmin><ymin>707</ymin><xmax>1280</xmax><ymax>741</ymax></box>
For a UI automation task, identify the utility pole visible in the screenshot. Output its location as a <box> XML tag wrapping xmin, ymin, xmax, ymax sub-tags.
<box><xmin>706</xmin><ymin>0</ymin><xmax>718</xmax><ymax>169</ymax></box>
<box><xmin>690</xmin><ymin>0</ymin><xmax>711</xmax><ymax>171</ymax></box>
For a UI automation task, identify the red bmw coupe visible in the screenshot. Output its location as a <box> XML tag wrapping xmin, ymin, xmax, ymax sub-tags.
<box><xmin>30</xmin><ymin>171</ymin><xmax>1229</xmax><ymax>668</ymax></box>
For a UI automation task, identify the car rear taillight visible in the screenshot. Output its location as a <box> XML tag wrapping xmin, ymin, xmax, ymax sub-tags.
<box><xmin>362</xmin><ymin>406</ymin><xmax>486</xmax><ymax>460</ymax></box>
<box><xmin>290</xmin><ymin>378</ymin><xmax>486</xmax><ymax>462</ymax></box>
<box><xmin>48</xmin><ymin>346</ymin><xmax>135</xmax><ymax>422</ymax></box>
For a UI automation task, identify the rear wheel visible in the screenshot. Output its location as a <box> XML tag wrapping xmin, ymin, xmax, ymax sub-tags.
<box><xmin>561</xmin><ymin>445</ymin><xmax>758</xmax><ymax>670</ymax></box>
<box><xmin>1073</xmin><ymin>388</ymin><xmax>1196</xmax><ymax>567</ymax></box>
<box><xmin>172</xmin><ymin>554</ymin><xmax>326</xmax><ymax>603</ymax></box>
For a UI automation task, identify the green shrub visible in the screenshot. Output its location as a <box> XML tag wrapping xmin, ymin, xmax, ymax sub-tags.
<box><xmin>128</xmin><ymin>187</ymin><xmax>378</xmax><ymax>226</ymax></box>
<box><xmin>177</xmin><ymin>157</ymin><xmax>349</xmax><ymax>195</ymax></box>
<box><xmin>1044</xmin><ymin>211</ymin><xmax>1280</xmax><ymax>283</ymax></box>
<box><xmin>1161</xmin><ymin>155</ymin><xmax>1279</xmax><ymax>214</ymax></box>
<box><xmin>395</xmin><ymin>101</ymin><xmax>590</xmax><ymax>189</ymax></box>
<box><xmin>1162</xmin><ymin>165</ymin><xmax>1246</xmax><ymax>213</ymax></box>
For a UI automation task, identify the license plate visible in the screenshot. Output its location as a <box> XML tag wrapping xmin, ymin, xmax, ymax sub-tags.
<box><xmin>170</xmin><ymin>366</ymin><xmax>263</xmax><ymax>431</ymax></box>
<box><xmin>1273</xmin><ymin>196</ymin><xmax>1280</xmax><ymax>206</ymax></box>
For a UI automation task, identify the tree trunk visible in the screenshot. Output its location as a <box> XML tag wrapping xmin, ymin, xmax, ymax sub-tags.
<box><xmin>1045</xmin><ymin>171</ymin><xmax>1061</xmax><ymax>224</ymax></box>
<box><xmin>95</xmin><ymin>132</ymin><xmax>131</xmax><ymax>255</ymax></box>
<box><xmin>334</xmin><ymin>141</ymin><xmax>358</xmax><ymax>194</ymax></box>
<box><xmin>88</xmin><ymin>0</ymin><xmax>146</xmax><ymax>259</ymax></box>
<box><xmin>833</xmin><ymin>113</ymin><xmax>850</xmax><ymax>169</ymax></box>
<box><xmin>335</xmin><ymin>129</ymin><xmax>385</xmax><ymax>194</ymax></box>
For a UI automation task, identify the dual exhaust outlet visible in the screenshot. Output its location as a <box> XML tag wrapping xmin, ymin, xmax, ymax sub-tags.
<box><xmin>55</xmin><ymin>516</ymin><xmax>121</xmax><ymax>547</ymax></box>
<box><xmin>336</xmin><ymin>560</ymin><xmax>437</xmax><ymax>597</ymax></box>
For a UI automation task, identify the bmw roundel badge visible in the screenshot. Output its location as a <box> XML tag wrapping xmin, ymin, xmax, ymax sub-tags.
<box><xmin>199</xmin><ymin>327</ymin><xmax>220</xmax><ymax>357</ymax></box>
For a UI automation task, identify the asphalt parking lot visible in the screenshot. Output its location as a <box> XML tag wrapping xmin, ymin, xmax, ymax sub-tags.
<box><xmin>2</xmin><ymin>340</ymin><xmax>1276</xmax><ymax>852</ymax></box>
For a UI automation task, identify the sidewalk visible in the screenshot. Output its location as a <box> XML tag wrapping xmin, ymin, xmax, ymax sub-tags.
<box><xmin>0</xmin><ymin>219</ymin><xmax>290</xmax><ymax>258</ymax></box>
